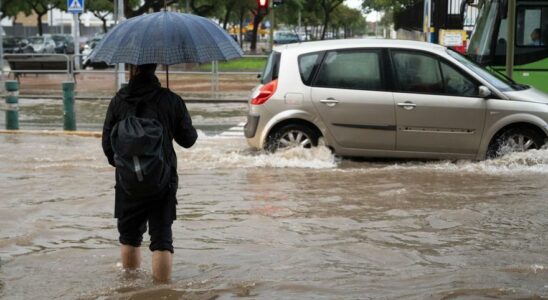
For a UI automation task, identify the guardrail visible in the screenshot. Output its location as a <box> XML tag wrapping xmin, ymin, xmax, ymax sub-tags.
<box><xmin>4</xmin><ymin>53</ymin><xmax>73</xmax><ymax>81</ymax></box>
<box><xmin>69</xmin><ymin>54</ymin><xmax>267</xmax><ymax>93</ymax></box>
<box><xmin>1</xmin><ymin>53</ymin><xmax>267</xmax><ymax>94</ymax></box>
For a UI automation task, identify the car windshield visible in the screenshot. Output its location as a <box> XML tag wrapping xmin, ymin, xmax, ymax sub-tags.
<box><xmin>28</xmin><ymin>37</ymin><xmax>45</xmax><ymax>44</ymax></box>
<box><xmin>448</xmin><ymin>49</ymin><xmax>525</xmax><ymax>92</ymax></box>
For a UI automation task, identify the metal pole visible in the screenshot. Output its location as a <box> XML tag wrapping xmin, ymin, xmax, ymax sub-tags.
<box><xmin>73</xmin><ymin>13</ymin><xmax>80</xmax><ymax>70</ymax></box>
<box><xmin>186</xmin><ymin>0</ymin><xmax>190</xmax><ymax>13</ymax></box>
<box><xmin>269</xmin><ymin>1</ymin><xmax>274</xmax><ymax>51</ymax></box>
<box><xmin>506</xmin><ymin>0</ymin><xmax>516</xmax><ymax>79</ymax></box>
<box><xmin>298</xmin><ymin>10</ymin><xmax>301</xmax><ymax>36</ymax></box>
<box><xmin>116</xmin><ymin>0</ymin><xmax>125</xmax><ymax>89</ymax></box>
<box><xmin>5</xmin><ymin>81</ymin><xmax>19</xmax><ymax>130</ymax></box>
<box><xmin>62</xmin><ymin>81</ymin><xmax>76</xmax><ymax>131</ymax></box>
<box><xmin>0</xmin><ymin>0</ymin><xmax>4</xmax><ymax>87</ymax></box>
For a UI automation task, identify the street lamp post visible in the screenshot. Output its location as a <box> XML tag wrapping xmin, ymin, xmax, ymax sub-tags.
<box><xmin>506</xmin><ymin>0</ymin><xmax>516</xmax><ymax>79</ymax></box>
<box><xmin>115</xmin><ymin>0</ymin><xmax>125</xmax><ymax>89</ymax></box>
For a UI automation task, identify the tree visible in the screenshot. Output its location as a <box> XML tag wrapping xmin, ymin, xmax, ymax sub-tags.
<box><xmin>87</xmin><ymin>0</ymin><xmax>113</xmax><ymax>33</ymax></box>
<box><xmin>189</xmin><ymin>0</ymin><xmax>217</xmax><ymax>17</ymax></box>
<box><xmin>123</xmin><ymin>0</ymin><xmax>177</xmax><ymax>18</ymax></box>
<box><xmin>22</xmin><ymin>0</ymin><xmax>65</xmax><ymax>36</ymax></box>
<box><xmin>361</xmin><ymin>0</ymin><xmax>418</xmax><ymax>12</ymax></box>
<box><xmin>331</xmin><ymin>5</ymin><xmax>366</xmax><ymax>38</ymax></box>
<box><xmin>318</xmin><ymin>0</ymin><xmax>344</xmax><ymax>40</ymax></box>
<box><xmin>1</xmin><ymin>0</ymin><xmax>30</xmax><ymax>21</ymax></box>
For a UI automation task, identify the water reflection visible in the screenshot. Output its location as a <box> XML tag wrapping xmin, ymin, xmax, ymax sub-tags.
<box><xmin>1</xmin><ymin>134</ymin><xmax>547</xmax><ymax>299</ymax></box>
<box><xmin>0</xmin><ymin>99</ymin><xmax>248</xmax><ymax>133</ymax></box>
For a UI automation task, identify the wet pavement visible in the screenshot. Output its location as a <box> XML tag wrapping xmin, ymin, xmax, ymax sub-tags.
<box><xmin>0</xmin><ymin>99</ymin><xmax>547</xmax><ymax>299</ymax></box>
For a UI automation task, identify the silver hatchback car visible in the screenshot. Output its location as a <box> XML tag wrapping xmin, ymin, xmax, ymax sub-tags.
<box><xmin>244</xmin><ymin>39</ymin><xmax>548</xmax><ymax>159</ymax></box>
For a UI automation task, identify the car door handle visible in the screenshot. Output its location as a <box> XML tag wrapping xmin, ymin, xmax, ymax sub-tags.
<box><xmin>320</xmin><ymin>98</ymin><xmax>339</xmax><ymax>107</ymax></box>
<box><xmin>397</xmin><ymin>102</ymin><xmax>416</xmax><ymax>110</ymax></box>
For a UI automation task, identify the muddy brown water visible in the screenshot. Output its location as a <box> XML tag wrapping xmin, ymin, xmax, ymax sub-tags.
<box><xmin>0</xmin><ymin>100</ymin><xmax>547</xmax><ymax>299</ymax></box>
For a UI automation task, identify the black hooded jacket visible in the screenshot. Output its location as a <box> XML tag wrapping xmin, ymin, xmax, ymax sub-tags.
<box><xmin>102</xmin><ymin>73</ymin><xmax>198</xmax><ymax>186</ymax></box>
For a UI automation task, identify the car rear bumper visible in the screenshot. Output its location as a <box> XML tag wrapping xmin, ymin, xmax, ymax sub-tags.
<box><xmin>244</xmin><ymin>114</ymin><xmax>260</xmax><ymax>139</ymax></box>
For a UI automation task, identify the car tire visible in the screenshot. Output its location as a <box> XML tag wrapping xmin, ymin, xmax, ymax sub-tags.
<box><xmin>487</xmin><ymin>126</ymin><xmax>545</xmax><ymax>158</ymax></box>
<box><xmin>266</xmin><ymin>123</ymin><xmax>320</xmax><ymax>152</ymax></box>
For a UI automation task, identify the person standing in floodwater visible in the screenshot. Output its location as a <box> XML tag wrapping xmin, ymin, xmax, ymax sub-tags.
<box><xmin>102</xmin><ymin>63</ymin><xmax>197</xmax><ymax>282</ymax></box>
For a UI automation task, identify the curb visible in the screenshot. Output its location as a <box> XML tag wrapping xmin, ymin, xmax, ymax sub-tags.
<box><xmin>0</xmin><ymin>129</ymin><xmax>101</xmax><ymax>138</ymax></box>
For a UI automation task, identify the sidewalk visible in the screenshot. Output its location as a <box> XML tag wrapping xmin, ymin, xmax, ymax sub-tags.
<box><xmin>4</xmin><ymin>71</ymin><xmax>257</xmax><ymax>102</ymax></box>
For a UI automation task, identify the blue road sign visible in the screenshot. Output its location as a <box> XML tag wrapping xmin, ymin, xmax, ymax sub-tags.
<box><xmin>67</xmin><ymin>0</ymin><xmax>84</xmax><ymax>13</ymax></box>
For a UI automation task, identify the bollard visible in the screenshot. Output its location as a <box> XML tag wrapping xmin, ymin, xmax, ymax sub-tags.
<box><xmin>62</xmin><ymin>81</ymin><xmax>76</xmax><ymax>131</ymax></box>
<box><xmin>5</xmin><ymin>80</ymin><xmax>19</xmax><ymax>130</ymax></box>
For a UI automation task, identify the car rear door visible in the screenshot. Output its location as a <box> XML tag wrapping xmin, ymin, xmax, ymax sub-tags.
<box><xmin>310</xmin><ymin>49</ymin><xmax>396</xmax><ymax>150</ymax></box>
<box><xmin>390</xmin><ymin>50</ymin><xmax>486</xmax><ymax>155</ymax></box>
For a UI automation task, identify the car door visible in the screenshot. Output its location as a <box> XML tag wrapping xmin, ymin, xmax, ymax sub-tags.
<box><xmin>390</xmin><ymin>50</ymin><xmax>486</xmax><ymax>154</ymax></box>
<box><xmin>310</xmin><ymin>49</ymin><xmax>396</xmax><ymax>150</ymax></box>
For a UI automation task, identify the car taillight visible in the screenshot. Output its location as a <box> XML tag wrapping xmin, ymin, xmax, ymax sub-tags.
<box><xmin>251</xmin><ymin>79</ymin><xmax>278</xmax><ymax>105</ymax></box>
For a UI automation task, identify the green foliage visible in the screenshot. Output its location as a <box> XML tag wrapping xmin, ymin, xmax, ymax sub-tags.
<box><xmin>361</xmin><ymin>0</ymin><xmax>418</xmax><ymax>12</ymax></box>
<box><xmin>365</xmin><ymin>0</ymin><xmax>419</xmax><ymax>11</ymax></box>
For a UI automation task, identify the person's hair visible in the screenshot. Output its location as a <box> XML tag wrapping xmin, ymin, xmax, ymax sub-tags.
<box><xmin>135</xmin><ymin>64</ymin><xmax>157</xmax><ymax>74</ymax></box>
<box><xmin>129</xmin><ymin>63</ymin><xmax>157</xmax><ymax>80</ymax></box>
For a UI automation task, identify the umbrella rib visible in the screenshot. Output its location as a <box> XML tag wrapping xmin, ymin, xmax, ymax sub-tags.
<box><xmin>137</xmin><ymin>14</ymin><xmax>155</xmax><ymax>65</ymax></box>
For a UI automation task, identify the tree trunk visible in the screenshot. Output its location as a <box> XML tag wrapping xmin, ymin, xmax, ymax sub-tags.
<box><xmin>250</xmin><ymin>14</ymin><xmax>264</xmax><ymax>52</ymax></box>
<box><xmin>37</xmin><ymin>13</ymin><xmax>44</xmax><ymax>36</ymax></box>
<box><xmin>321</xmin><ymin>13</ymin><xmax>329</xmax><ymax>40</ymax></box>
<box><xmin>239</xmin><ymin>7</ymin><xmax>245</xmax><ymax>48</ymax></box>
<box><xmin>222</xmin><ymin>4</ymin><xmax>234</xmax><ymax>30</ymax></box>
<box><xmin>102</xmin><ymin>18</ymin><xmax>108</xmax><ymax>33</ymax></box>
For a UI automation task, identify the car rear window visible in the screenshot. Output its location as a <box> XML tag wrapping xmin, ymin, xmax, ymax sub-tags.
<box><xmin>298</xmin><ymin>52</ymin><xmax>323</xmax><ymax>85</ymax></box>
<box><xmin>261</xmin><ymin>51</ymin><xmax>281</xmax><ymax>84</ymax></box>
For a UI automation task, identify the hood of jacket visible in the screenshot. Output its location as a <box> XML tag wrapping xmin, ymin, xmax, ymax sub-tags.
<box><xmin>115</xmin><ymin>73</ymin><xmax>162</xmax><ymax>104</ymax></box>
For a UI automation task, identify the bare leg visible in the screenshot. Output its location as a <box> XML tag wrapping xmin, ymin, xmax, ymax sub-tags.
<box><xmin>121</xmin><ymin>245</ymin><xmax>141</xmax><ymax>269</ymax></box>
<box><xmin>152</xmin><ymin>250</ymin><xmax>172</xmax><ymax>283</ymax></box>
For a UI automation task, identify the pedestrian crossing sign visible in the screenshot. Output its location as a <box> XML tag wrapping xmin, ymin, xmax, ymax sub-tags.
<box><xmin>67</xmin><ymin>0</ymin><xmax>84</xmax><ymax>13</ymax></box>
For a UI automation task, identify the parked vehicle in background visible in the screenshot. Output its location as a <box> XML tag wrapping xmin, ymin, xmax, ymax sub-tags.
<box><xmin>274</xmin><ymin>31</ymin><xmax>300</xmax><ymax>44</ymax></box>
<box><xmin>82</xmin><ymin>34</ymin><xmax>112</xmax><ymax>69</ymax></box>
<box><xmin>23</xmin><ymin>36</ymin><xmax>56</xmax><ymax>53</ymax></box>
<box><xmin>2</xmin><ymin>36</ymin><xmax>29</xmax><ymax>53</ymax></box>
<box><xmin>244</xmin><ymin>39</ymin><xmax>548</xmax><ymax>160</ymax></box>
<box><xmin>51</xmin><ymin>34</ymin><xmax>75</xmax><ymax>54</ymax></box>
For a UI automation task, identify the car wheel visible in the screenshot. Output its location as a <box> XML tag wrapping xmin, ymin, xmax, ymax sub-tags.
<box><xmin>487</xmin><ymin>127</ymin><xmax>545</xmax><ymax>158</ymax></box>
<box><xmin>266</xmin><ymin>123</ymin><xmax>320</xmax><ymax>152</ymax></box>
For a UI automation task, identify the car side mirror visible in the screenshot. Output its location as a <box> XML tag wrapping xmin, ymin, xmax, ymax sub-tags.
<box><xmin>479</xmin><ymin>86</ymin><xmax>492</xmax><ymax>98</ymax></box>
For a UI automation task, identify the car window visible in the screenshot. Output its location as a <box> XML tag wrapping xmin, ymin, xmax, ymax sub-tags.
<box><xmin>440</xmin><ymin>61</ymin><xmax>478</xmax><ymax>97</ymax></box>
<box><xmin>298</xmin><ymin>52</ymin><xmax>321</xmax><ymax>85</ymax></box>
<box><xmin>516</xmin><ymin>7</ymin><xmax>547</xmax><ymax>47</ymax></box>
<box><xmin>261</xmin><ymin>51</ymin><xmax>281</xmax><ymax>84</ymax></box>
<box><xmin>392</xmin><ymin>51</ymin><xmax>444</xmax><ymax>94</ymax></box>
<box><xmin>313</xmin><ymin>50</ymin><xmax>383</xmax><ymax>91</ymax></box>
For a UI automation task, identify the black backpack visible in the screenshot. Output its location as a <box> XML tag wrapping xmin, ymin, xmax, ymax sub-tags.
<box><xmin>110</xmin><ymin>100</ymin><xmax>171</xmax><ymax>198</ymax></box>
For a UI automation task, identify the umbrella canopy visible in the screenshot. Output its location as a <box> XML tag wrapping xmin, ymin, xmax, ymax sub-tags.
<box><xmin>89</xmin><ymin>12</ymin><xmax>243</xmax><ymax>65</ymax></box>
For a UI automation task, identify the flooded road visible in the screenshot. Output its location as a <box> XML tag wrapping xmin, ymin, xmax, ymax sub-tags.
<box><xmin>1</xmin><ymin>100</ymin><xmax>548</xmax><ymax>299</ymax></box>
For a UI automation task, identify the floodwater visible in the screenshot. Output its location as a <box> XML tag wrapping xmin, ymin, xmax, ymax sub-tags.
<box><xmin>1</xmin><ymin>99</ymin><xmax>548</xmax><ymax>299</ymax></box>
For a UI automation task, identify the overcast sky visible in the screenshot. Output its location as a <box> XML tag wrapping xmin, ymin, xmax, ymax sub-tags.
<box><xmin>345</xmin><ymin>0</ymin><xmax>381</xmax><ymax>22</ymax></box>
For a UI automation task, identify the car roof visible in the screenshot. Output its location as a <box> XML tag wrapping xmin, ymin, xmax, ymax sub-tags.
<box><xmin>274</xmin><ymin>38</ymin><xmax>447</xmax><ymax>55</ymax></box>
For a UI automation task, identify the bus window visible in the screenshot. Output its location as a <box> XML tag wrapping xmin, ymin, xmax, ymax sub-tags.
<box><xmin>495</xmin><ymin>18</ymin><xmax>508</xmax><ymax>55</ymax></box>
<box><xmin>516</xmin><ymin>7</ymin><xmax>547</xmax><ymax>47</ymax></box>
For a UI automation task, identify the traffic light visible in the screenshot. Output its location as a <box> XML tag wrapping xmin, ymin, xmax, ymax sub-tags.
<box><xmin>258</xmin><ymin>0</ymin><xmax>268</xmax><ymax>16</ymax></box>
